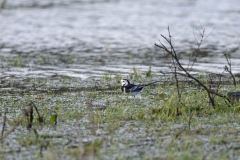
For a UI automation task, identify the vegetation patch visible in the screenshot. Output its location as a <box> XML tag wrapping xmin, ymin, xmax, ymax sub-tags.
<box><xmin>1</xmin><ymin>26</ymin><xmax>240</xmax><ymax>159</ymax></box>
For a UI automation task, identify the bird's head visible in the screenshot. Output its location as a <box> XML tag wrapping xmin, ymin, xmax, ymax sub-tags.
<box><xmin>120</xmin><ymin>79</ymin><xmax>130</xmax><ymax>86</ymax></box>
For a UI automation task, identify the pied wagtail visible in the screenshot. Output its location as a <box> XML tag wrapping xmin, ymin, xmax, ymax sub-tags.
<box><xmin>120</xmin><ymin>79</ymin><xmax>160</xmax><ymax>96</ymax></box>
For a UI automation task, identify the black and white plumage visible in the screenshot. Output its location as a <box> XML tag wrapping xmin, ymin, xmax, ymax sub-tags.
<box><xmin>228</xmin><ymin>91</ymin><xmax>240</xmax><ymax>102</ymax></box>
<box><xmin>120</xmin><ymin>79</ymin><xmax>160</xmax><ymax>96</ymax></box>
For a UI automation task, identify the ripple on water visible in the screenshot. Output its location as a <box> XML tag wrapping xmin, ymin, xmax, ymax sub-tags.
<box><xmin>0</xmin><ymin>0</ymin><xmax>239</xmax><ymax>78</ymax></box>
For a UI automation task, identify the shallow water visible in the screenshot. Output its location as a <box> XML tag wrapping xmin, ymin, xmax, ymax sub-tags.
<box><xmin>0</xmin><ymin>0</ymin><xmax>240</xmax><ymax>80</ymax></box>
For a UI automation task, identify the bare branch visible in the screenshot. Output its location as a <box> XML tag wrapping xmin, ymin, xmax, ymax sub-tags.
<box><xmin>155</xmin><ymin>27</ymin><xmax>231</xmax><ymax>107</ymax></box>
<box><xmin>223</xmin><ymin>51</ymin><xmax>236</xmax><ymax>87</ymax></box>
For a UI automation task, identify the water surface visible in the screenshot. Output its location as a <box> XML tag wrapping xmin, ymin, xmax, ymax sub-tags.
<box><xmin>0</xmin><ymin>0</ymin><xmax>240</xmax><ymax>80</ymax></box>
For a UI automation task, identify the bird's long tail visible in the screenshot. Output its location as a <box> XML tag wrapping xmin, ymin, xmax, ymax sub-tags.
<box><xmin>143</xmin><ymin>81</ymin><xmax>161</xmax><ymax>86</ymax></box>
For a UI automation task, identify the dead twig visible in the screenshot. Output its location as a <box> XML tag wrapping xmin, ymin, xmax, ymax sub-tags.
<box><xmin>165</xmin><ymin>26</ymin><xmax>181</xmax><ymax>114</ymax></box>
<box><xmin>155</xmin><ymin>26</ymin><xmax>231</xmax><ymax>107</ymax></box>
<box><xmin>174</xmin><ymin>125</ymin><xmax>187</xmax><ymax>139</ymax></box>
<box><xmin>1</xmin><ymin>109</ymin><xmax>7</xmax><ymax>136</ymax></box>
<box><xmin>29</xmin><ymin>101</ymin><xmax>44</xmax><ymax>123</ymax></box>
<box><xmin>0</xmin><ymin>106</ymin><xmax>31</xmax><ymax>140</ymax></box>
<box><xmin>188</xmin><ymin>23</ymin><xmax>215</xmax><ymax>73</ymax></box>
<box><xmin>223</xmin><ymin>51</ymin><xmax>236</xmax><ymax>87</ymax></box>
<box><xmin>26</xmin><ymin>103</ymin><xmax>34</xmax><ymax>129</ymax></box>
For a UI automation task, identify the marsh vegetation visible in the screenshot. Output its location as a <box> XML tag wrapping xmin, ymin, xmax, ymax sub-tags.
<box><xmin>1</xmin><ymin>49</ymin><xmax>240</xmax><ymax>159</ymax></box>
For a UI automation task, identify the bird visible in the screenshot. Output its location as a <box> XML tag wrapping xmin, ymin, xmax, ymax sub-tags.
<box><xmin>228</xmin><ymin>91</ymin><xmax>240</xmax><ymax>102</ymax></box>
<box><xmin>120</xmin><ymin>79</ymin><xmax>160</xmax><ymax>96</ymax></box>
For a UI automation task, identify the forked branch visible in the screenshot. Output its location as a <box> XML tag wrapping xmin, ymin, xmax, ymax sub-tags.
<box><xmin>223</xmin><ymin>51</ymin><xmax>236</xmax><ymax>87</ymax></box>
<box><xmin>155</xmin><ymin>27</ymin><xmax>230</xmax><ymax>107</ymax></box>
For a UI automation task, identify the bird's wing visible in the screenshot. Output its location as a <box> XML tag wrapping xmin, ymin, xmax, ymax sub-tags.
<box><xmin>130</xmin><ymin>85</ymin><xmax>145</xmax><ymax>92</ymax></box>
<box><xmin>228</xmin><ymin>92</ymin><xmax>240</xmax><ymax>96</ymax></box>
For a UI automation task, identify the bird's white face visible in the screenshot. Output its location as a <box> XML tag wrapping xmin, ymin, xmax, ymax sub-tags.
<box><xmin>121</xmin><ymin>79</ymin><xmax>129</xmax><ymax>86</ymax></box>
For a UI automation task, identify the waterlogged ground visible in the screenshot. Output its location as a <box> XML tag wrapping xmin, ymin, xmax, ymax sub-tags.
<box><xmin>1</xmin><ymin>0</ymin><xmax>240</xmax><ymax>159</ymax></box>
<box><xmin>1</xmin><ymin>75</ymin><xmax>240</xmax><ymax>160</ymax></box>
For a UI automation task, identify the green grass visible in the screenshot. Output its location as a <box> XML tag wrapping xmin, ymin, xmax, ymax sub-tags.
<box><xmin>0</xmin><ymin>72</ymin><xmax>240</xmax><ymax>160</ymax></box>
